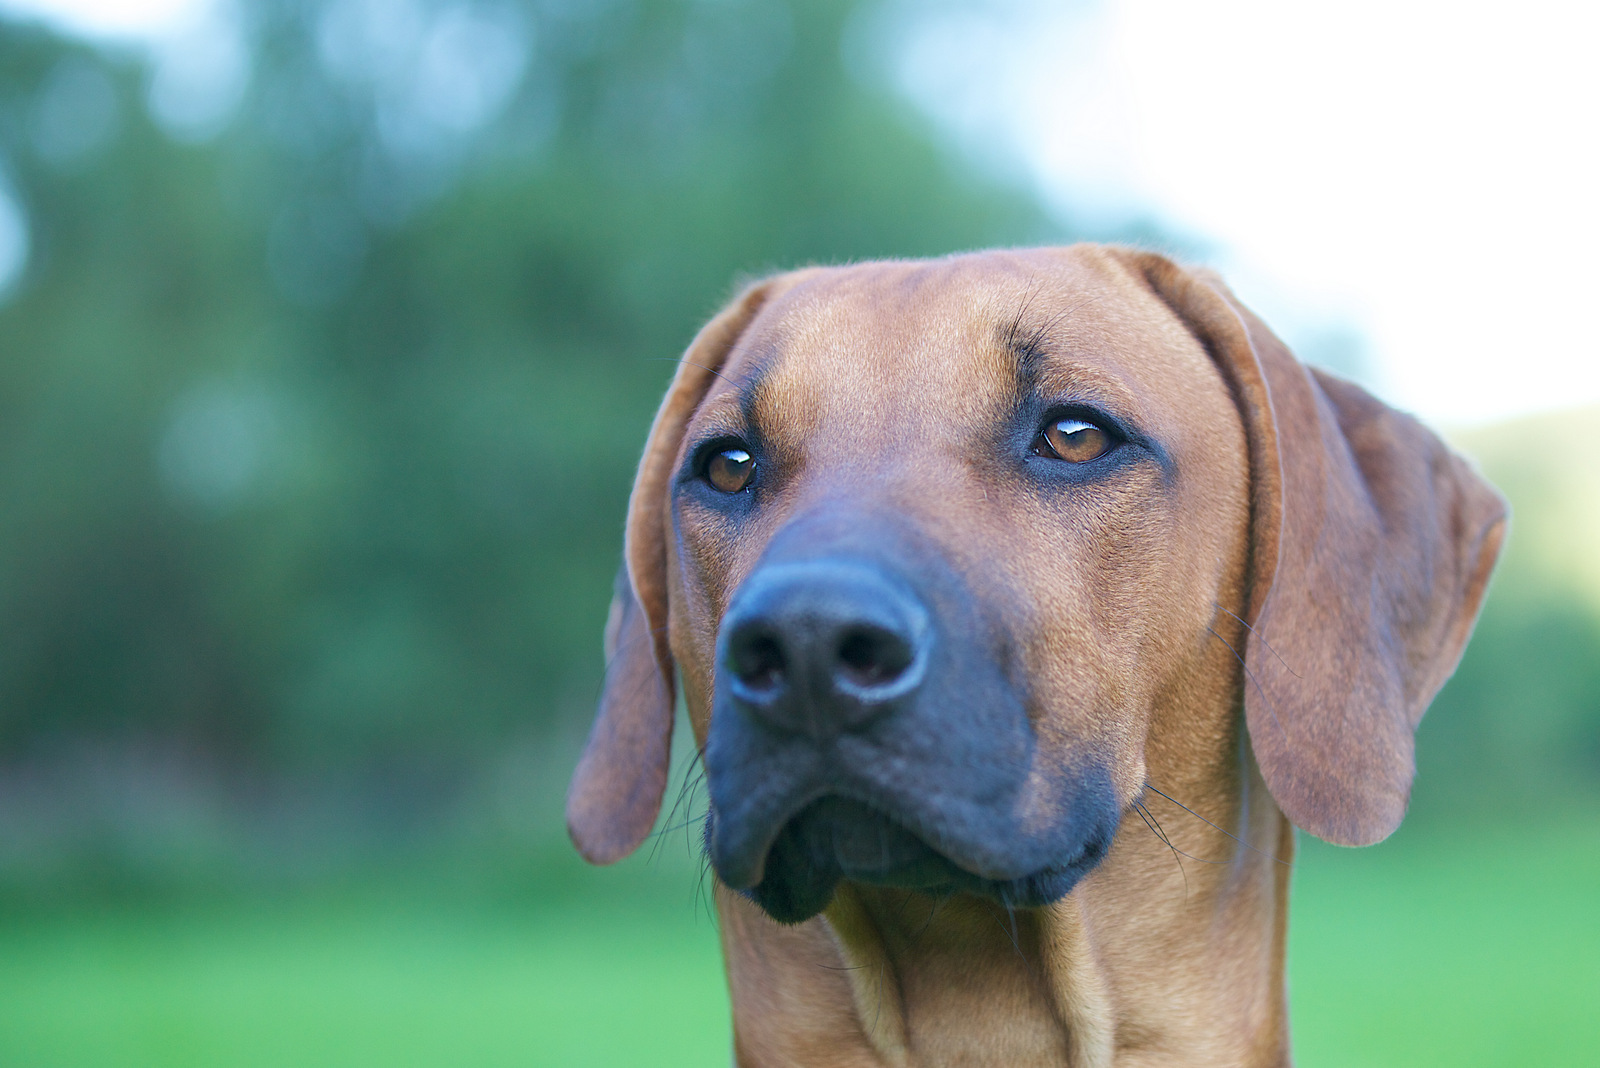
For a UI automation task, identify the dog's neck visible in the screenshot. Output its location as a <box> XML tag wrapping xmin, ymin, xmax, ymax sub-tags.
<box><xmin>714</xmin><ymin>743</ymin><xmax>1293</xmax><ymax>1067</ymax></box>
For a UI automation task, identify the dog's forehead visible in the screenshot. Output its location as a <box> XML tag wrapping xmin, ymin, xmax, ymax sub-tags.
<box><xmin>753</xmin><ymin>260</ymin><xmax>1013</xmax><ymax>436</ymax></box>
<box><xmin>709</xmin><ymin>249</ymin><xmax>1215</xmax><ymax>452</ymax></box>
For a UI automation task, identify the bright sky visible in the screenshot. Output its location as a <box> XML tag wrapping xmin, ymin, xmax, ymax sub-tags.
<box><xmin>898</xmin><ymin>0</ymin><xmax>1600</xmax><ymax>425</ymax></box>
<box><xmin>0</xmin><ymin>0</ymin><xmax>206</xmax><ymax>40</ymax></box>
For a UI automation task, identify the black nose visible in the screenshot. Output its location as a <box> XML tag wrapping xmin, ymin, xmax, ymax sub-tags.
<box><xmin>719</xmin><ymin>560</ymin><xmax>930</xmax><ymax>737</ymax></box>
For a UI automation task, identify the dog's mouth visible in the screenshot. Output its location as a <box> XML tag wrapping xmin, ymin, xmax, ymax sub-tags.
<box><xmin>728</xmin><ymin>795</ymin><xmax>1111</xmax><ymax>924</ymax></box>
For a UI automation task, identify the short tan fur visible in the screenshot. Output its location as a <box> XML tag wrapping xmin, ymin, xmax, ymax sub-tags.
<box><xmin>569</xmin><ymin>246</ymin><xmax>1506</xmax><ymax>1067</ymax></box>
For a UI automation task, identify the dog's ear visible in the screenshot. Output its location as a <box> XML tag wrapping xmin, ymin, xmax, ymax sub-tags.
<box><xmin>1112</xmin><ymin>249</ymin><xmax>1507</xmax><ymax>846</ymax></box>
<box><xmin>567</xmin><ymin>273</ymin><xmax>805</xmax><ymax>864</ymax></box>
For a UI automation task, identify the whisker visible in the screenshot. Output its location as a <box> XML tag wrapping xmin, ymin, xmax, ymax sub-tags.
<box><xmin>892</xmin><ymin>889</ymin><xmax>916</xmax><ymax>928</ymax></box>
<box><xmin>1142</xmin><ymin>782</ymin><xmax>1290</xmax><ymax>867</ymax></box>
<box><xmin>1204</xmin><ymin>623</ymin><xmax>1287</xmax><ymax>738</ymax></box>
<box><xmin>1001</xmin><ymin>283</ymin><xmax>1045</xmax><ymax>358</ymax></box>
<box><xmin>1133</xmin><ymin>799</ymin><xmax>1226</xmax><ymax>866</ymax></box>
<box><xmin>912</xmin><ymin>893</ymin><xmax>946</xmax><ymax>942</ymax></box>
<box><xmin>996</xmin><ymin>899</ymin><xmax>1027</xmax><ymax>965</ymax></box>
<box><xmin>694</xmin><ymin>847</ymin><xmax>717</xmax><ymax>924</ymax></box>
<box><xmin>645</xmin><ymin>356</ymin><xmax>734</xmax><ymax>385</ymax></box>
<box><xmin>1130</xmin><ymin>799</ymin><xmax>1190</xmax><ymax>895</ymax></box>
<box><xmin>1211</xmin><ymin>601</ymin><xmax>1302</xmax><ymax>678</ymax></box>
<box><xmin>589</xmin><ymin>617</ymin><xmax>672</xmax><ymax>704</ymax></box>
<box><xmin>647</xmin><ymin>743</ymin><xmax>707</xmax><ymax>864</ymax></box>
<box><xmin>872</xmin><ymin>959</ymin><xmax>884</xmax><ymax>1038</ymax></box>
<box><xmin>982</xmin><ymin>892</ymin><xmax>1046</xmax><ymax>984</ymax></box>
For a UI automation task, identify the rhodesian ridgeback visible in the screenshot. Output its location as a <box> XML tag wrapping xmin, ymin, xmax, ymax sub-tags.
<box><xmin>567</xmin><ymin>246</ymin><xmax>1506</xmax><ymax>1066</ymax></box>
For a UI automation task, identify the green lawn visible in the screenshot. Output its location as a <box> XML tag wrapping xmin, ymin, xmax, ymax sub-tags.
<box><xmin>0</xmin><ymin>894</ymin><xmax>730</xmax><ymax>1068</ymax></box>
<box><xmin>0</xmin><ymin>821</ymin><xmax>1593</xmax><ymax>1066</ymax></box>
<box><xmin>1290</xmin><ymin>819</ymin><xmax>1600</xmax><ymax>1067</ymax></box>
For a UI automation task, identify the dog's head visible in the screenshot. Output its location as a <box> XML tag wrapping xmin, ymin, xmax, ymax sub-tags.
<box><xmin>568</xmin><ymin>246</ymin><xmax>1506</xmax><ymax>924</ymax></box>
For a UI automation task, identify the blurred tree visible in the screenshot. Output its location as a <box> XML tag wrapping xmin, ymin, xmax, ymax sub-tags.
<box><xmin>1415</xmin><ymin>408</ymin><xmax>1600</xmax><ymax>824</ymax></box>
<box><xmin>0</xmin><ymin>0</ymin><xmax>1059</xmax><ymax>816</ymax></box>
<box><xmin>0</xmin><ymin>0</ymin><xmax>1590</xmax><ymax>889</ymax></box>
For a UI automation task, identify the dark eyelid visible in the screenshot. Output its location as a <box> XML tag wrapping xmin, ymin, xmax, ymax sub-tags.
<box><xmin>1039</xmin><ymin>402</ymin><xmax>1129</xmax><ymax>441</ymax></box>
<box><xmin>1033</xmin><ymin>400</ymin><xmax>1173</xmax><ymax>477</ymax></box>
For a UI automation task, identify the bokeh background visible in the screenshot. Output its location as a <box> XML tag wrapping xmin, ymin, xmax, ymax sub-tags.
<box><xmin>0</xmin><ymin>0</ymin><xmax>1594</xmax><ymax>1065</ymax></box>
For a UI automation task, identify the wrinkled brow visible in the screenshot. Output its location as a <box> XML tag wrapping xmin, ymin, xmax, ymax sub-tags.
<box><xmin>687</xmin><ymin>391</ymin><xmax>752</xmax><ymax>443</ymax></box>
<box><xmin>724</xmin><ymin>332</ymin><xmax>784</xmax><ymax>409</ymax></box>
<box><xmin>999</xmin><ymin>291</ymin><xmax>1097</xmax><ymax>397</ymax></box>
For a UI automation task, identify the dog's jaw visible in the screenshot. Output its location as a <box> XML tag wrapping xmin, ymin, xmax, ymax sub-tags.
<box><xmin>716</xmin><ymin>752</ymin><xmax>1296</xmax><ymax>1068</ymax></box>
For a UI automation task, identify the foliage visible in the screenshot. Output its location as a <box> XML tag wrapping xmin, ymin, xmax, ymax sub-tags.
<box><xmin>0</xmin><ymin>0</ymin><xmax>1057</xmax><ymax>794</ymax></box>
<box><xmin>1415</xmin><ymin>408</ymin><xmax>1600</xmax><ymax>823</ymax></box>
<box><xmin>0</xmin><ymin>0</ymin><xmax>1593</xmax><ymax>890</ymax></box>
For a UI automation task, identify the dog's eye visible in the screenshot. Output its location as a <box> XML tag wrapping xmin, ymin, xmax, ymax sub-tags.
<box><xmin>1034</xmin><ymin>418</ymin><xmax>1112</xmax><ymax>463</ymax></box>
<box><xmin>706</xmin><ymin>447</ymin><xmax>755</xmax><ymax>493</ymax></box>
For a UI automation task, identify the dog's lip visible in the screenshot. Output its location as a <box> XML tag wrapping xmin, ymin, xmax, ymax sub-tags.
<box><xmin>712</xmin><ymin>787</ymin><xmax>1092</xmax><ymax>894</ymax></box>
<box><xmin>796</xmin><ymin>795</ymin><xmax>1105</xmax><ymax>889</ymax></box>
<box><xmin>709</xmin><ymin>747</ymin><xmax>1035</xmax><ymax>891</ymax></box>
<box><xmin>710</xmin><ymin>785</ymin><xmax>827</xmax><ymax>890</ymax></box>
<box><xmin>714</xmin><ymin>790</ymin><xmax>946</xmax><ymax>891</ymax></box>
<box><xmin>791</xmin><ymin>796</ymin><xmax>951</xmax><ymax>882</ymax></box>
<box><xmin>728</xmin><ymin>793</ymin><xmax>1114</xmax><ymax>923</ymax></box>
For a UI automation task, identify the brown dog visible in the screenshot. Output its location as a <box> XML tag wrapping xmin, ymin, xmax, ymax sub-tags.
<box><xmin>567</xmin><ymin>246</ymin><xmax>1506</xmax><ymax>1066</ymax></box>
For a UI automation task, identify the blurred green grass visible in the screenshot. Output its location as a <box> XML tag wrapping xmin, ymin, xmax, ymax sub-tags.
<box><xmin>0</xmin><ymin>894</ymin><xmax>729</xmax><ymax>1067</ymax></box>
<box><xmin>1</xmin><ymin>819</ymin><xmax>1593</xmax><ymax>1067</ymax></box>
<box><xmin>1290</xmin><ymin>819</ymin><xmax>1600</xmax><ymax>1067</ymax></box>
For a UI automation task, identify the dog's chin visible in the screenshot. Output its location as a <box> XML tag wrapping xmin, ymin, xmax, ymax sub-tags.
<box><xmin>732</xmin><ymin>796</ymin><xmax>1111</xmax><ymax>925</ymax></box>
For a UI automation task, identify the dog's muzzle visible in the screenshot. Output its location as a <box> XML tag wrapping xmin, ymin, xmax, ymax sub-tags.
<box><xmin>703</xmin><ymin>551</ymin><xmax>1119</xmax><ymax>924</ymax></box>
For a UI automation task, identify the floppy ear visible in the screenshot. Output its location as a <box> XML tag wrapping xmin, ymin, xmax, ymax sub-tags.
<box><xmin>567</xmin><ymin>274</ymin><xmax>804</xmax><ymax>864</ymax></box>
<box><xmin>1113</xmin><ymin>249</ymin><xmax>1508</xmax><ymax>846</ymax></box>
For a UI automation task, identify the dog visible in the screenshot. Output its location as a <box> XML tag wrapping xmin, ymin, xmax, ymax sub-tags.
<box><xmin>567</xmin><ymin>246</ymin><xmax>1506</xmax><ymax>1066</ymax></box>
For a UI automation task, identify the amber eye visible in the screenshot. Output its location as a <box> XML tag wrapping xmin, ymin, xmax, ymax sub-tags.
<box><xmin>706</xmin><ymin>447</ymin><xmax>755</xmax><ymax>493</ymax></box>
<box><xmin>1037</xmin><ymin>418</ymin><xmax>1112</xmax><ymax>463</ymax></box>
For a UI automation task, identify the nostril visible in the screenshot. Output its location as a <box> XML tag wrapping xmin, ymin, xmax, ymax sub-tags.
<box><xmin>731</xmin><ymin>631</ymin><xmax>787</xmax><ymax>694</ymax></box>
<box><xmin>836</xmin><ymin>625</ymin><xmax>914</xmax><ymax>690</ymax></box>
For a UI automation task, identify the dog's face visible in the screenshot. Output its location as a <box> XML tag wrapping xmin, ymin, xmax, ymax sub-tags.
<box><xmin>669</xmin><ymin>252</ymin><xmax>1250</xmax><ymax>921</ymax></box>
<box><xmin>568</xmin><ymin>245</ymin><xmax>1506</xmax><ymax>929</ymax></box>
